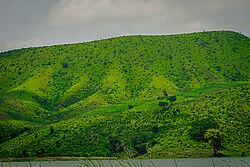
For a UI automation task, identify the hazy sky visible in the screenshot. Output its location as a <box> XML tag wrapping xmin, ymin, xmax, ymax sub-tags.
<box><xmin>0</xmin><ymin>0</ymin><xmax>250</xmax><ymax>52</ymax></box>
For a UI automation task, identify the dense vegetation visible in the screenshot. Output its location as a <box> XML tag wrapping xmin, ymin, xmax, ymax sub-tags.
<box><xmin>0</xmin><ymin>31</ymin><xmax>249</xmax><ymax>159</ymax></box>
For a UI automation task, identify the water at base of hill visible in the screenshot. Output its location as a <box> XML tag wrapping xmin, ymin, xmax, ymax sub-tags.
<box><xmin>1</xmin><ymin>157</ymin><xmax>250</xmax><ymax>167</ymax></box>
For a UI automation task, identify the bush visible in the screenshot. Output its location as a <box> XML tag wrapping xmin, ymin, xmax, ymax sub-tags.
<box><xmin>61</xmin><ymin>62</ymin><xmax>68</xmax><ymax>68</ymax></box>
<box><xmin>128</xmin><ymin>104</ymin><xmax>134</xmax><ymax>109</ymax></box>
<box><xmin>158</xmin><ymin>101</ymin><xmax>169</xmax><ymax>109</ymax></box>
<box><xmin>168</xmin><ymin>96</ymin><xmax>177</xmax><ymax>102</ymax></box>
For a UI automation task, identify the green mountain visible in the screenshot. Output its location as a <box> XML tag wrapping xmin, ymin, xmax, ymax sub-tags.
<box><xmin>0</xmin><ymin>30</ymin><xmax>250</xmax><ymax>159</ymax></box>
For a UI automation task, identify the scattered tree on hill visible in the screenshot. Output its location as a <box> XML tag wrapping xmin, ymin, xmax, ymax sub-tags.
<box><xmin>61</xmin><ymin>62</ymin><xmax>68</xmax><ymax>68</ymax></box>
<box><xmin>50</xmin><ymin>126</ymin><xmax>54</xmax><ymax>135</ymax></box>
<box><xmin>21</xmin><ymin>150</ymin><xmax>28</xmax><ymax>157</ymax></box>
<box><xmin>172</xmin><ymin>108</ymin><xmax>180</xmax><ymax>116</ymax></box>
<box><xmin>36</xmin><ymin>148</ymin><xmax>45</xmax><ymax>157</ymax></box>
<box><xmin>158</xmin><ymin>101</ymin><xmax>169</xmax><ymax>110</ymax></box>
<box><xmin>151</xmin><ymin>125</ymin><xmax>159</xmax><ymax>134</ymax></box>
<box><xmin>168</xmin><ymin>95</ymin><xmax>177</xmax><ymax>102</ymax></box>
<box><xmin>128</xmin><ymin>104</ymin><xmax>134</xmax><ymax>109</ymax></box>
<box><xmin>205</xmin><ymin>129</ymin><xmax>226</xmax><ymax>156</ymax></box>
<box><xmin>118</xmin><ymin>131</ymin><xmax>156</xmax><ymax>158</ymax></box>
<box><xmin>189</xmin><ymin>117</ymin><xmax>218</xmax><ymax>141</ymax></box>
<box><xmin>109</xmin><ymin>136</ymin><xmax>123</xmax><ymax>155</ymax></box>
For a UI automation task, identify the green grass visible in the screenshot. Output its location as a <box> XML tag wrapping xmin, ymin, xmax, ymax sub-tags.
<box><xmin>1</xmin><ymin>84</ymin><xmax>249</xmax><ymax>158</ymax></box>
<box><xmin>0</xmin><ymin>30</ymin><xmax>249</xmax><ymax>159</ymax></box>
<box><xmin>177</xmin><ymin>81</ymin><xmax>250</xmax><ymax>99</ymax></box>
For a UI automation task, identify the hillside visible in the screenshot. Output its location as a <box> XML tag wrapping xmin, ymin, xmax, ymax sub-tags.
<box><xmin>0</xmin><ymin>30</ymin><xmax>250</xmax><ymax>158</ymax></box>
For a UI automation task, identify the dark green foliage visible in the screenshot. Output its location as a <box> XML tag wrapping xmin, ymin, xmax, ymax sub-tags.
<box><xmin>158</xmin><ymin>101</ymin><xmax>168</xmax><ymax>107</ymax></box>
<box><xmin>168</xmin><ymin>96</ymin><xmax>177</xmax><ymax>102</ymax></box>
<box><xmin>158</xmin><ymin>101</ymin><xmax>169</xmax><ymax>110</ymax></box>
<box><xmin>36</xmin><ymin>148</ymin><xmax>45</xmax><ymax>157</ymax></box>
<box><xmin>61</xmin><ymin>62</ymin><xmax>68</xmax><ymax>68</ymax></box>
<box><xmin>132</xmin><ymin>140</ymin><xmax>147</xmax><ymax>156</ymax></box>
<box><xmin>151</xmin><ymin>126</ymin><xmax>159</xmax><ymax>134</ymax></box>
<box><xmin>109</xmin><ymin>136</ymin><xmax>123</xmax><ymax>155</ymax></box>
<box><xmin>0</xmin><ymin>123</ymin><xmax>31</xmax><ymax>144</ymax></box>
<box><xmin>50</xmin><ymin>126</ymin><xmax>54</xmax><ymax>135</ymax></box>
<box><xmin>21</xmin><ymin>150</ymin><xmax>28</xmax><ymax>157</ymax></box>
<box><xmin>128</xmin><ymin>105</ymin><xmax>134</xmax><ymax>109</ymax></box>
<box><xmin>131</xmin><ymin>132</ymin><xmax>155</xmax><ymax>156</ymax></box>
<box><xmin>189</xmin><ymin>117</ymin><xmax>219</xmax><ymax>141</ymax></box>
<box><xmin>172</xmin><ymin>108</ymin><xmax>180</xmax><ymax>116</ymax></box>
<box><xmin>58</xmin><ymin>95</ymin><xmax>79</xmax><ymax>108</ymax></box>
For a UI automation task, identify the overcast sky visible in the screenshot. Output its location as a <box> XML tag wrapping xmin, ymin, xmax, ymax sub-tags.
<box><xmin>0</xmin><ymin>0</ymin><xmax>250</xmax><ymax>52</ymax></box>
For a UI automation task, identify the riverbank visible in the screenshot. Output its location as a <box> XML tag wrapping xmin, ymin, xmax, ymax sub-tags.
<box><xmin>0</xmin><ymin>156</ymin><xmax>117</xmax><ymax>162</ymax></box>
<box><xmin>0</xmin><ymin>157</ymin><xmax>250</xmax><ymax>167</ymax></box>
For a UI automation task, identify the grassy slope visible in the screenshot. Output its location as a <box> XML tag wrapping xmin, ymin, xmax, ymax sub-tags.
<box><xmin>0</xmin><ymin>30</ymin><xmax>250</xmax><ymax>158</ymax></box>
<box><xmin>1</xmin><ymin>83</ymin><xmax>249</xmax><ymax>158</ymax></box>
<box><xmin>0</xmin><ymin>31</ymin><xmax>249</xmax><ymax>120</ymax></box>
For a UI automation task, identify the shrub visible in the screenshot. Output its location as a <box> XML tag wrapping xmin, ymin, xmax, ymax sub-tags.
<box><xmin>128</xmin><ymin>104</ymin><xmax>134</xmax><ymax>109</ymax></box>
<box><xmin>168</xmin><ymin>96</ymin><xmax>177</xmax><ymax>102</ymax></box>
<box><xmin>158</xmin><ymin>101</ymin><xmax>169</xmax><ymax>108</ymax></box>
<box><xmin>61</xmin><ymin>62</ymin><xmax>68</xmax><ymax>68</ymax></box>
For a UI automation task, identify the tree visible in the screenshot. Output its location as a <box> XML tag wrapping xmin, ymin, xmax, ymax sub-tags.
<box><xmin>109</xmin><ymin>136</ymin><xmax>123</xmax><ymax>155</ymax></box>
<box><xmin>172</xmin><ymin>108</ymin><xmax>180</xmax><ymax>116</ymax></box>
<box><xmin>158</xmin><ymin>101</ymin><xmax>169</xmax><ymax>110</ymax></box>
<box><xmin>204</xmin><ymin>129</ymin><xmax>226</xmax><ymax>156</ymax></box>
<box><xmin>128</xmin><ymin>104</ymin><xmax>134</xmax><ymax>109</ymax></box>
<box><xmin>168</xmin><ymin>95</ymin><xmax>177</xmax><ymax>102</ymax></box>
<box><xmin>189</xmin><ymin>117</ymin><xmax>218</xmax><ymax>141</ymax></box>
<box><xmin>119</xmin><ymin>131</ymin><xmax>156</xmax><ymax>158</ymax></box>
<box><xmin>50</xmin><ymin>126</ymin><xmax>54</xmax><ymax>135</ymax></box>
<box><xmin>61</xmin><ymin>62</ymin><xmax>68</xmax><ymax>68</ymax></box>
<box><xmin>36</xmin><ymin>148</ymin><xmax>45</xmax><ymax>157</ymax></box>
<box><xmin>151</xmin><ymin>125</ymin><xmax>159</xmax><ymax>134</ymax></box>
<box><xmin>21</xmin><ymin>150</ymin><xmax>28</xmax><ymax>157</ymax></box>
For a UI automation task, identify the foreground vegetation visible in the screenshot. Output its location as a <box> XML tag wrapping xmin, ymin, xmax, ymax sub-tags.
<box><xmin>0</xmin><ymin>30</ymin><xmax>249</xmax><ymax>159</ymax></box>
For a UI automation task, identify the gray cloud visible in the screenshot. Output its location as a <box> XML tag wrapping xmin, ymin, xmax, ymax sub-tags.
<box><xmin>48</xmin><ymin>0</ymin><xmax>168</xmax><ymax>26</ymax></box>
<box><xmin>0</xmin><ymin>0</ymin><xmax>249</xmax><ymax>52</ymax></box>
<box><xmin>47</xmin><ymin>0</ymin><xmax>250</xmax><ymax>34</ymax></box>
